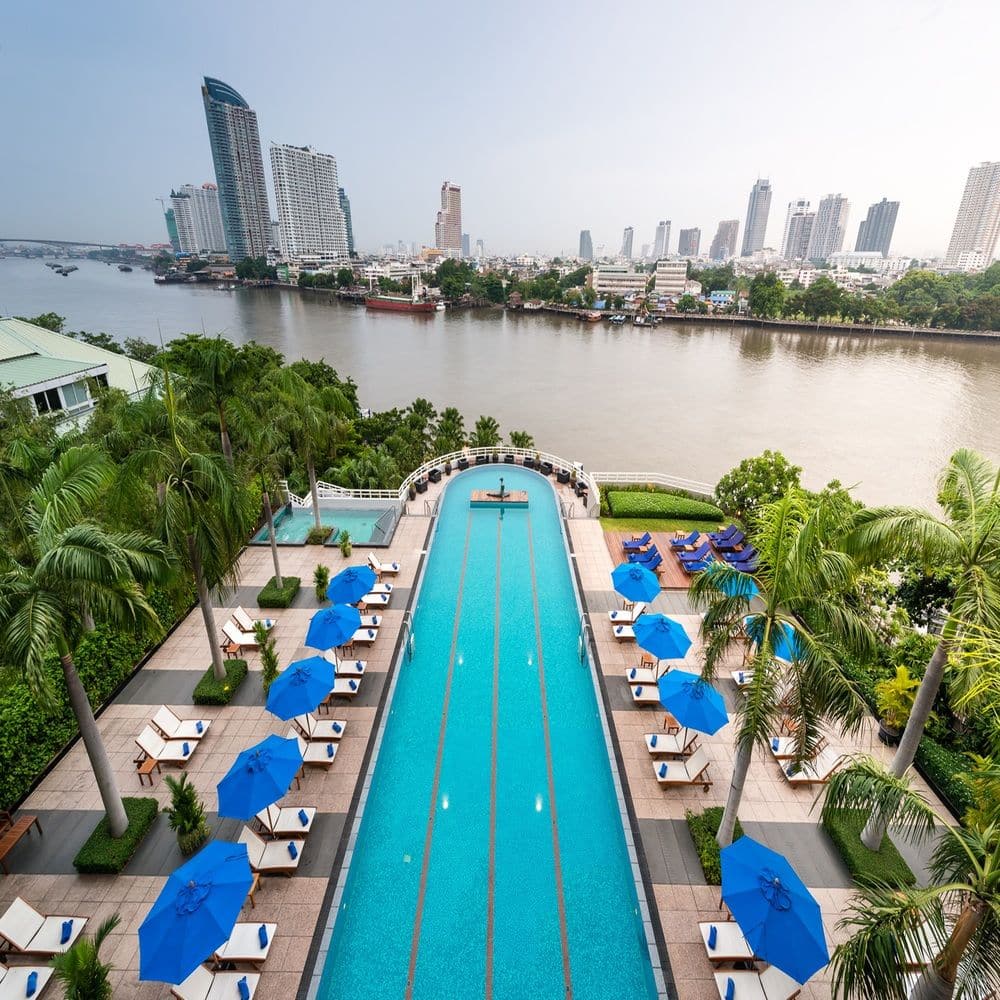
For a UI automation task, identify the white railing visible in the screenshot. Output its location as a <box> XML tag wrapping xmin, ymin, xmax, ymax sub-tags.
<box><xmin>591</xmin><ymin>470</ymin><xmax>716</xmax><ymax>501</ymax></box>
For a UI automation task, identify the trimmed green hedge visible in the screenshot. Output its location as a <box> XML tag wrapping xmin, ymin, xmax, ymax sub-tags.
<box><xmin>193</xmin><ymin>659</ymin><xmax>248</xmax><ymax>705</ymax></box>
<box><xmin>257</xmin><ymin>575</ymin><xmax>301</xmax><ymax>609</ymax></box>
<box><xmin>822</xmin><ymin>809</ymin><xmax>915</xmax><ymax>887</ymax></box>
<box><xmin>607</xmin><ymin>491</ymin><xmax>723</xmax><ymax>521</ymax></box>
<box><xmin>915</xmin><ymin>737</ymin><xmax>976</xmax><ymax>820</ymax></box>
<box><xmin>306</xmin><ymin>526</ymin><xmax>332</xmax><ymax>545</ymax></box>
<box><xmin>73</xmin><ymin>797</ymin><xmax>159</xmax><ymax>874</ymax></box>
<box><xmin>686</xmin><ymin>807</ymin><xmax>745</xmax><ymax>884</ymax></box>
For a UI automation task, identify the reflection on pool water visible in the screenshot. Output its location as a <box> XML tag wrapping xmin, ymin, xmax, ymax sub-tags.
<box><xmin>250</xmin><ymin>505</ymin><xmax>397</xmax><ymax>546</ymax></box>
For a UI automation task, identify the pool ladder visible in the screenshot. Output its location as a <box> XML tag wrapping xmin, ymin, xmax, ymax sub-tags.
<box><xmin>401</xmin><ymin>612</ymin><xmax>415</xmax><ymax>661</ymax></box>
<box><xmin>578</xmin><ymin>613</ymin><xmax>592</xmax><ymax>663</ymax></box>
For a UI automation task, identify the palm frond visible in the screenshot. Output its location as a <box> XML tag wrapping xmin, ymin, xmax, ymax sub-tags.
<box><xmin>27</xmin><ymin>445</ymin><xmax>112</xmax><ymax>546</ymax></box>
<box><xmin>844</xmin><ymin>507</ymin><xmax>962</xmax><ymax>568</ymax></box>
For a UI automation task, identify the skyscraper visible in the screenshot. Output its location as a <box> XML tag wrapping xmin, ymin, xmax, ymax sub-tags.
<box><xmin>855</xmin><ymin>198</ymin><xmax>900</xmax><ymax>256</ymax></box>
<box><xmin>677</xmin><ymin>228</ymin><xmax>701</xmax><ymax>257</ymax></box>
<box><xmin>201</xmin><ymin>77</ymin><xmax>271</xmax><ymax>260</ymax></box>
<box><xmin>781</xmin><ymin>199</ymin><xmax>809</xmax><ymax>257</ymax></box>
<box><xmin>945</xmin><ymin>162</ymin><xmax>1000</xmax><ymax>267</ymax></box>
<box><xmin>163</xmin><ymin>208</ymin><xmax>180</xmax><ymax>253</ymax></box>
<box><xmin>435</xmin><ymin>181</ymin><xmax>462</xmax><ymax>254</ymax></box>
<box><xmin>653</xmin><ymin>220</ymin><xmax>671</xmax><ymax>258</ymax></box>
<box><xmin>710</xmin><ymin>220</ymin><xmax>740</xmax><ymax>261</ymax></box>
<box><xmin>806</xmin><ymin>194</ymin><xmax>850</xmax><ymax>261</ymax></box>
<box><xmin>338</xmin><ymin>188</ymin><xmax>354</xmax><ymax>256</ymax></box>
<box><xmin>620</xmin><ymin>226</ymin><xmax>634</xmax><ymax>259</ymax></box>
<box><xmin>269</xmin><ymin>143</ymin><xmax>348</xmax><ymax>259</ymax></box>
<box><xmin>169</xmin><ymin>183</ymin><xmax>226</xmax><ymax>254</ymax></box>
<box><xmin>783</xmin><ymin>211</ymin><xmax>815</xmax><ymax>261</ymax></box>
<box><xmin>475</xmin><ymin>239</ymin><xmax>485</xmax><ymax>259</ymax></box>
<box><xmin>741</xmin><ymin>178</ymin><xmax>772</xmax><ymax>256</ymax></box>
<box><xmin>461</xmin><ymin>233</ymin><xmax>470</xmax><ymax>258</ymax></box>
<box><xmin>579</xmin><ymin>229</ymin><xmax>593</xmax><ymax>260</ymax></box>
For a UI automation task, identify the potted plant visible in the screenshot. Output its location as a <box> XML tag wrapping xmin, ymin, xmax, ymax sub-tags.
<box><xmin>256</xmin><ymin>622</ymin><xmax>279</xmax><ymax>694</ymax></box>
<box><xmin>408</xmin><ymin>482</ymin><xmax>417</xmax><ymax>501</ymax></box>
<box><xmin>314</xmin><ymin>564</ymin><xmax>330</xmax><ymax>602</ymax></box>
<box><xmin>874</xmin><ymin>666</ymin><xmax>922</xmax><ymax>745</ymax></box>
<box><xmin>164</xmin><ymin>774</ymin><xmax>209</xmax><ymax>856</ymax></box>
<box><xmin>52</xmin><ymin>913</ymin><xmax>121</xmax><ymax>1000</ymax></box>
<box><xmin>491</xmin><ymin>450</ymin><xmax>499</xmax><ymax>463</ymax></box>
<box><xmin>339</xmin><ymin>530</ymin><xmax>352</xmax><ymax>558</ymax></box>
<box><xmin>444</xmin><ymin>459</ymin><xmax>453</xmax><ymax>475</ymax></box>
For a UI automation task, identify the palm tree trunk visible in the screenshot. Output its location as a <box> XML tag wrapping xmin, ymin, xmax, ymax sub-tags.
<box><xmin>188</xmin><ymin>533</ymin><xmax>225</xmax><ymax>681</ymax></box>
<box><xmin>80</xmin><ymin>600</ymin><xmax>95</xmax><ymax>633</ymax></box>
<box><xmin>59</xmin><ymin>652</ymin><xmax>128</xmax><ymax>838</ymax></box>
<box><xmin>908</xmin><ymin>901</ymin><xmax>984</xmax><ymax>1000</ymax></box>
<box><xmin>862</xmin><ymin>638</ymin><xmax>949</xmax><ymax>850</ymax></box>
<box><xmin>308</xmin><ymin>459</ymin><xmax>321</xmax><ymax>530</ymax></box>
<box><xmin>262</xmin><ymin>489</ymin><xmax>283</xmax><ymax>589</ymax></box>
<box><xmin>716</xmin><ymin>741</ymin><xmax>753</xmax><ymax>848</ymax></box>
<box><xmin>218</xmin><ymin>405</ymin><xmax>234</xmax><ymax>468</ymax></box>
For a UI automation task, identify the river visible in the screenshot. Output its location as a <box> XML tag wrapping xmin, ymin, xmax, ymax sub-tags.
<box><xmin>2</xmin><ymin>256</ymin><xmax>998</xmax><ymax>506</ymax></box>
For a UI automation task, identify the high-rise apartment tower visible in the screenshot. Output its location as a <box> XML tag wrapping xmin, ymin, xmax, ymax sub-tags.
<box><xmin>269</xmin><ymin>144</ymin><xmax>348</xmax><ymax>259</ymax></box>
<box><xmin>579</xmin><ymin>230</ymin><xmax>593</xmax><ymax>261</ymax></box>
<box><xmin>435</xmin><ymin>181</ymin><xmax>462</xmax><ymax>254</ymax></box>
<box><xmin>945</xmin><ymin>162</ymin><xmax>1000</xmax><ymax>267</ymax></box>
<box><xmin>806</xmin><ymin>194</ymin><xmax>850</xmax><ymax>261</ymax></box>
<box><xmin>653</xmin><ymin>220</ymin><xmax>671</xmax><ymax>258</ymax></box>
<box><xmin>677</xmin><ymin>228</ymin><xmax>701</xmax><ymax>257</ymax></box>
<box><xmin>855</xmin><ymin>198</ymin><xmax>899</xmax><ymax>256</ymax></box>
<box><xmin>620</xmin><ymin>226</ymin><xmax>634</xmax><ymax>259</ymax></box>
<box><xmin>741</xmin><ymin>178</ymin><xmax>772</xmax><ymax>256</ymax></box>
<box><xmin>338</xmin><ymin>188</ymin><xmax>355</xmax><ymax>256</ymax></box>
<box><xmin>710</xmin><ymin>220</ymin><xmax>740</xmax><ymax>261</ymax></box>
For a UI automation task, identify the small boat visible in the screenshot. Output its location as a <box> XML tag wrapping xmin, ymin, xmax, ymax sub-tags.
<box><xmin>609</xmin><ymin>314</ymin><xmax>627</xmax><ymax>325</ymax></box>
<box><xmin>579</xmin><ymin>310</ymin><xmax>602</xmax><ymax>323</ymax></box>
<box><xmin>435</xmin><ymin>302</ymin><xmax>446</xmax><ymax>311</ymax></box>
<box><xmin>118</xmin><ymin>264</ymin><xmax>133</xmax><ymax>272</ymax></box>
<box><xmin>633</xmin><ymin>314</ymin><xmax>652</xmax><ymax>326</ymax></box>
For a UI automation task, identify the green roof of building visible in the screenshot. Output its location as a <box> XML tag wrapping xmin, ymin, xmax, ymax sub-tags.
<box><xmin>0</xmin><ymin>354</ymin><xmax>102</xmax><ymax>391</ymax></box>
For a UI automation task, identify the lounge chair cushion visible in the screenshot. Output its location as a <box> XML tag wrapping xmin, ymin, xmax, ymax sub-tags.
<box><xmin>298</xmin><ymin>809</ymin><xmax>309</xmax><ymax>826</ymax></box>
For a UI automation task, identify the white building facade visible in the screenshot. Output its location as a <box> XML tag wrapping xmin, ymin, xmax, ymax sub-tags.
<box><xmin>590</xmin><ymin>265</ymin><xmax>648</xmax><ymax>296</ymax></box>
<box><xmin>653</xmin><ymin>259</ymin><xmax>687</xmax><ymax>297</ymax></box>
<box><xmin>945</xmin><ymin>162</ymin><xmax>1000</xmax><ymax>268</ymax></box>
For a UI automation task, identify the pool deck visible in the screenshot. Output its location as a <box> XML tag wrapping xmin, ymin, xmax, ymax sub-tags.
<box><xmin>0</xmin><ymin>475</ymin><xmax>949</xmax><ymax>999</ymax></box>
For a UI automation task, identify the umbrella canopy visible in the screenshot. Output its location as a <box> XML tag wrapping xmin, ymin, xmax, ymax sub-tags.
<box><xmin>326</xmin><ymin>565</ymin><xmax>377</xmax><ymax>605</ymax></box>
<box><xmin>633</xmin><ymin>613</ymin><xmax>692</xmax><ymax>661</ymax></box>
<box><xmin>744</xmin><ymin>616</ymin><xmax>802</xmax><ymax>662</ymax></box>
<box><xmin>611</xmin><ymin>562</ymin><xmax>661</xmax><ymax>605</ymax></box>
<box><xmin>139</xmin><ymin>840</ymin><xmax>253</xmax><ymax>984</ymax></box>
<box><xmin>217</xmin><ymin>735</ymin><xmax>303</xmax><ymax>820</ymax></box>
<box><xmin>305</xmin><ymin>604</ymin><xmax>361</xmax><ymax>650</ymax></box>
<box><xmin>655</xmin><ymin>670</ymin><xmax>729</xmax><ymax>735</ymax></box>
<box><xmin>266</xmin><ymin>655</ymin><xmax>335</xmax><ymax>720</ymax></box>
<box><xmin>721</xmin><ymin>836</ymin><xmax>829</xmax><ymax>984</ymax></box>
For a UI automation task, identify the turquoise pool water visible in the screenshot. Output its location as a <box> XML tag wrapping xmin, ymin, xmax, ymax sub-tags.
<box><xmin>315</xmin><ymin>467</ymin><xmax>657</xmax><ymax>999</ymax></box>
<box><xmin>251</xmin><ymin>506</ymin><xmax>394</xmax><ymax>545</ymax></box>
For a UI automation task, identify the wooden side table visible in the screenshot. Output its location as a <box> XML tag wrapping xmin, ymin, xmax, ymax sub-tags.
<box><xmin>137</xmin><ymin>758</ymin><xmax>161</xmax><ymax>786</ymax></box>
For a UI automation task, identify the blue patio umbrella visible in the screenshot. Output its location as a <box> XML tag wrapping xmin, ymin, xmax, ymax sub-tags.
<box><xmin>633</xmin><ymin>613</ymin><xmax>692</xmax><ymax>661</ymax></box>
<box><xmin>326</xmin><ymin>564</ymin><xmax>377</xmax><ymax>605</ymax></box>
<box><xmin>655</xmin><ymin>670</ymin><xmax>729</xmax><ymax>735</ymax></box>
<box><xmin>266</xmin><ymin>655</ymin><xmax>335</xmax><ymax>720</ymax></box>
<box><xmin>744</xmin><ymin>616</ymin><xmax>802</xmax><ymax>662</ymax></box>
<box><xmin>139</xmin><ymin>840</ymin><xmax>253</xmax><ymax>984</ymax></box>
<box><xmin>611</xmin><ymin>562</ymin><xmax>661</xmax><ymax>605</ymax></box>
<box><xmin>217</xmin><ymin>735</ymin><xmax>303</xmax><ymax>821</ymax></box>
<box><xmin>305</xmin><ymin>603</ymin><xmax>361</xmax><ymax>650</ymax></box>
<box><xmin>721</xmin><ymin>836</ymin><xmax>829</xmax><ymax>984</ymax></box>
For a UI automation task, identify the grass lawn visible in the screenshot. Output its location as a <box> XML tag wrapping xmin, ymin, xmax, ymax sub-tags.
<box><xmin>600</xmin><ymin>516</ymin><xmax>725</xmax><ymax>534</ymax></box>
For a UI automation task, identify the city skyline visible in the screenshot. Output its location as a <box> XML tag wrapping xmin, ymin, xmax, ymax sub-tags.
<box><xmin>4</xmin><ymin>1</ymin><xmax>1000</xmax><ymax>257</ymax></box>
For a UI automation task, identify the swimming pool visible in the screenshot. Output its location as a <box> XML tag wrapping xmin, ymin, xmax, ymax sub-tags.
<box><xmin>313</xmin><ymin>467</ymin><xmax>658</xmax><ymax>999</ymax></box>
<box><xmin>250</xmin><ymin>505</ymin><xmax>397</xmax><ymax>546</ymax></box>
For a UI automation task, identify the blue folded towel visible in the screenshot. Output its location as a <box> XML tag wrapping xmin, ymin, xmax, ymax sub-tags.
<box><xmin>635</xmin><ymin>686</ymin><xmax>643</xmax><ymax>696</ymax></box>
<box><xmin>611</xmin><ymin>610</ymin><xmax>619</xmax><ymax>619</ymax></box>
<box><xmin>707</xmin><ymin>924</ymin><xmax>717</xmax><ymax>949</ymax></box>
<box><xmin>326</xmin><ymin>743</ymin><xmax>335</xmax><ymax>757</ymax></box>
<box><xmin>265</xmin><ymin>619</ymin><xmax>274</xmax><ymax>628</ymax></box>
<box><xmin>25</xmin><ymin>970</ymin><xmax>38</xmax><ymax>997</ymax></box>
<box><xmin>182</xmin><ymin>742</ymin><xmax>190</xmax><ymax>756</ymax></box>
<box><xmin>738</xmin><ymin>672</ymin><xmax>744</xmax><ymax>684</ymax></box>
<box><xmin>355</xmin><ymin>661</ymin><xmax>363</xmax><ymax>669</ymax></box>
<box><xmin>258</xmin><ymin>923</ymin><xmax>269</xmax><ymax>948</ymax></box>
<box><xmin>298</xmin><ymin>808</ymin><xmax>309</xmax><ymax>826</ymax></box>
<box><xmin>288</xmin><ymin>842</ymin><xmax>298</xmax><ymax>859</ymax></box>
<box><xmin>373</xmin><ymin>617</ymin><xmax>379</xmax><ymax>625</ymax></box>
<box><xmin>629</xmin><ymin>667</ymin><xmax>636</xmax><ymax>679</ymax></box>
<box><xmin>368</xmin><ymin>629</ymin><xmax>375</xmax><ymax>638</ymax></box>
<box><xmin>615</xmin><ymin>626</ymin><xmax>622</xmax><ymax>634</ymax></box>
<box><xmin>725</xmin><ymin>977</ymin><xmax>735</xmax><ymax>1000</ymax></box>
<box><xmin>349</xmin><ymin>679</ymin><xmax>357</xmax><ymax>690</ymax></box>
<box><xmin>658</xmin><ymin>763</ymin><xmax>668</xmax><ymax>778</ymax></box>
<box><xmin>650</xmin><ymin>734</ymin><xmax>658</xmax><ymax>748</ymax></box>
<box><xmin>772</xmin><ymin>737</ymin><xmax>780</xmax><ymax>751</ymax></box>
<box><xmin>392</xmin><ymin>562</ymin><xmax>398</xmax><ymax>569</ymax></box>
<box><xmin>332</xmin><ymin>721</ymin><xmax>342</xmax><ymax>733</ymax></box>
<box><xmin>238</xmin><ymin>976</ymin><xmax>251</xmax><ymax>1000</ymax></box>
<box><xmin>60</xmin><ymin>919</ymin><xmax>73</xmax><ymax>944</ymax></box>
<box><xmin>196</xmin><ymin>720</ymin><xmax>204</xmax><ymax>734</ymax></box>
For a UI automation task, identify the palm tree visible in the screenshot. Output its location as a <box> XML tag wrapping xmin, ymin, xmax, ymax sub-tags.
<box><xmin>468</xmin><ymin>414</ymin><xmax>501</xmax><ymax>448</ymax></box>
<box><xmin>822</xmin><ymin>758</ymin><xmax>1000</xmax><ymax>1000</ymax></box>
<box><xmin>407</xmin><ymin>397</ymin><xmax>437</xmax><ymax>457</ymax></box>
<box><xmin>129</xmin><ymin>375</ymin><xmax>249</xmax><ymax>682</ymax></box>
<box><xmin>844</xmin><ymin>449</ymin><xmax>1000</xmax><ymax>850</ymax></box>
<box><xmin>328</xmin><ymin>447</ymin><xmax>400</xmax><ymax>490</ymax></box>
<box><xmin>509</xmin><ymin>430</ymin><xmax>534</xmax><ymax>449</ymax></box>
<box><xmin>0</xmin><ymin>447</ymin><xmax>168</xmax><ymax>837</ymax></box>
<box><xmin>691</xmin><ymin>492</ymin><xmax>873</xmax><ymax>847</ymax></box>
<box><xmin>433</xmin><ymin>407</ymin><xmax>465</xmax><ymax>454</ymax></box>
<box><xmin>52</xmin><ymin>913</ymin><xmax>122</xmax><ymax>1000</ymax></box>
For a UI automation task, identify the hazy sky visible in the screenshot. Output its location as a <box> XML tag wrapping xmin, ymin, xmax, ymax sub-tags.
<box><xmin>4</xmin><ymin>0</ymin><xmax>998</xmax><ymax>257</ymax></box>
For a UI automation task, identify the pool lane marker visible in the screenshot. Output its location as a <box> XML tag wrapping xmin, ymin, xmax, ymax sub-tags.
<box><xmin>485</xmin><ymin>516</ymin><xmax>502</xmax><ymax>998</ymax></box>
<box><xmin>526</xmin><ymin>514</ymin><xmax>575</xmax><ymax>998</ymax></box>
<box><xmin>405</xmin><ymin>511</ymin><xmax>474</xmax><ymax>999</ymax></box>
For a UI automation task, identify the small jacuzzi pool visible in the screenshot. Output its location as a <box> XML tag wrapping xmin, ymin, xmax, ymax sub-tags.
<box><xmin>251</xmin><ymin>504</ymin><xmax>399</xmax><ymax>546</ymax></box>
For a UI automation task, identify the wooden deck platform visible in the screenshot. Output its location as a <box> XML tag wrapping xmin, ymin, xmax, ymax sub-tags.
<box><xmin>602</xmin><ymin>529</ymin><xmax>704</xmax><ymax>590</ymax></box>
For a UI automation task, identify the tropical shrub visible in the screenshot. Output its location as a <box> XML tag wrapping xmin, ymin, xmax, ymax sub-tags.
<box><xmin>306</xmin><ymin>526</ymin><xmax>331</xmax><ymax>545</ymax></box>
<box><xmin>257</xmin><ymin>623</ymin><xmax>280</xmax><ymax>694</ymax></box>
<box><xmin>914</xmin><ymin>737</ymin><xmax>976</xmax><ymax>819</ymax></box>
<box><xmin>73</xmin><ymin>797</ymin><xmax>158</xmax><ymax>873</ymax></box>
<box><xmin>874</xmin><ymin>666</ymin><xmax>922</xmax><ymax>732</ymax></box>
<box><xmin>193</xmin><ymin>659</ymin><xmax>248</xmax><ymax>705</ymax></box>
<box><xmin>685</xmin><ymin>807</ymin><xmax>744</xmax><ymax>884</ymax></box>
<box><xmin>339</xmin><ymin>530</ymin><xmax>352</xmax><ymax>557</ymax></box>
<box><xmin>607</xmin><ymin>491</ymin><xmax>723</xmax><ymax>521</ymax></box>
<box><xmin>314</xmin><ymin>565</ymin><xmax>330</xmax><ymax>602</ymax></box>
<box><xmin>257</xmin><ymin>575</ymin><xmax>300</xmax><ymax>608</ymax></box>
<box><xmin>52</xmin><ymin>913</ymin><xmax>122</xmax><ymax>1000</ymax></box>
<box><xmin>714</xmin><ymin>450</ymin><xmax>802</xmax><ymax>523</ymax></box>
<box><xmin>821</xmin><ymin>809</ymin><xmax>915</xmax><ymax>887</ymax></box>
<box><xmin>163</xmin><ymin>773</ymin><xmax>209</xmax><ymax>856</ymax></box>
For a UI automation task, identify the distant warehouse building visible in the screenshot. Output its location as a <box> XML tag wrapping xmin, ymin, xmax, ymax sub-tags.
<box><xmin>589</xmin><ymin>265</ymin><xmax>648</xmax><ymax>297</ymax></box>
<box><xmin>653</xmin><ymin>259</ymin><xmax>687</xmax><ymax>297</ymax></box>
<box><xmin>0</xmin><ymin>318</ymin><xmax>157</xmax><ymax>430</ymax></box>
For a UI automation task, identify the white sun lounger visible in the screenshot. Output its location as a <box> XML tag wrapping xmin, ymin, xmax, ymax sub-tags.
<box><xmin>293</xmin><ymin>713</ymin><xmax>347</xmax><ymax>740</ymax></box>
<box><xmin>286</xmin><ymin>730</ymin><xmax>337</xmax><ymax>768</ymax></box>
<box><xmin>222</xmin><ymin>621</ymin><xmax>259</xmax><ymax>649</ymax></box>
<box><xmin>713</xmin><ymin>966</ymin><xmax>802</xmax><ymax>1000</ymax></box>
<box><xmin>348</xmin><ymin>628</ymin><xmax>379</xmax><ymax>646</ymax></box>
<box><xmin>151</xmin><ymin>706</ymin><xmax>210</xmax><ymax>742</ymax></box>
<box><xmin>645</xmin><ymin>731</ymin><xmax>699</xmax><ymax>757</ymax></box>
<box><xmin>612</xmin><ymin>624</ymin><xmax>636</xmax><ymax>642</ymax></box>
<box><xmin>0</xmin><ymin>962</ymin><xmax>54</xmax><ymax>997</ymax></box>
<box><xmin>358</xmin><ymin>591</ymin><xmax>391</xmax><ymax>610</ymax></box>
<box><xmin>170</xmin><ymin>966</ymin><xmax>261</xmax><ymax>1000</ymax></box>
<box><xmin>358</xmin><ymin>614</ymin><xmax>381</xmax><ymax>628</ymax></box>
<box><xmin>731</xmin><ymin>669</ymin><xmax>754</xmax><ymax>688</ymax></box>
<box><xmin>652</xmin><ymin>746</ymin><xmax>713</xmax><ymax>790</ymax></box>
<box><xmin>608</xmin><ymin>602</ymin><xmax>646</xmax><ymax>625</ymax></box>
<box><xmin>631</xmin><ymin>684</ymin><xmax>661</xmax><ymax>705</ymax></box>
<box><xmin>232</xmin><ymin>607</ymin><xmax>274</xmax><ymax>633</ymax></box>
<box><xmin>0</xmin><ymin>897</ymin><xmax>87</xmax><ymax>956</ymax></box>
<box><xmin>699</xmin><ymin>921</ymin><xmax>756</xmax><ymax>963</ymax></box>
<box><xmin>238</xmin><ymin>826</ymin><xmax>304</xmax><ymax>876</ymax></box>
<box><xmin>212</xmin><ymin>921</ymin><xmax>277</xmax><ymax>969</ymax></box>
<box><xmin>781</xmin><ymin>748</ymin><xmax>842</xmax><ymax>786</ymax></box>
<box><xmin>135</xmin><ymin>725</ymin><xmax>195</xmax><ymax>765</ymax></box>
<box><xmin>767</xmin><ymin>735</ymin><xmax>827</xmax><ymax>762</ymax></box>
<box><xmin>368</xmin><ymin>552</ymin><xmax>401</xmax><ymax>576</ymax></box>
<box><xmin>626</xmin><ymin>665</ymin><xmax>659</xmax><ymax>685</ymax></box>
<box><xmin>323</xmin><ymin>676</ymin><xmax>362</xmax><ymax>702</ymax></box>
<box><xmin>320</xmin><ymin>651</ymin><xmax>367</xmax><ymax>677</ymax></box>
<box><xmin>255</xmin><ymin>804</ymin><xmax>316</xmax><ymax>838</ymax></box>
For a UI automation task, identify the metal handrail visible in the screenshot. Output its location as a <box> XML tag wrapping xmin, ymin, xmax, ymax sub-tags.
<box><xmin>591</xmin><ymin>470</ymin><xmax>715</xmax><ymax>500</ymax></box>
